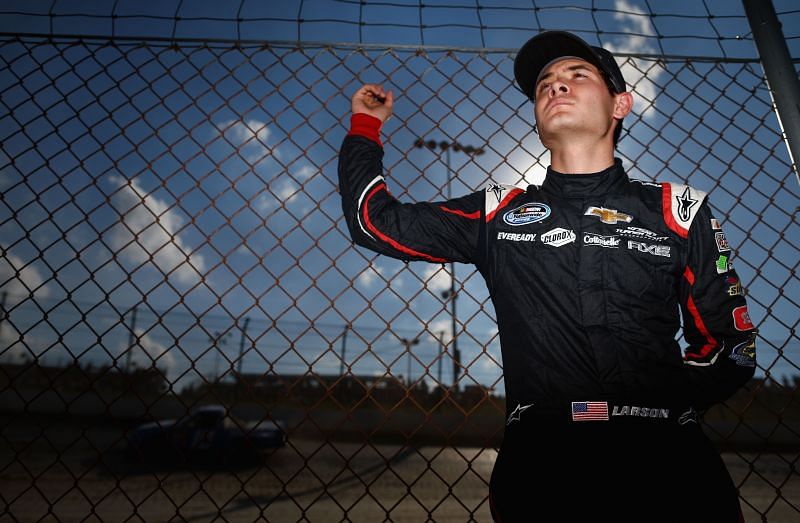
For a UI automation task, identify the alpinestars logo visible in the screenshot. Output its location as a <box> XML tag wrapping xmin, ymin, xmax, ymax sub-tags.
<box><xmin>506</xmin><ymin>403</ymin><xmax>534</xmax><ymax>425</ymax></box>
<box><xmin>584</xmin><ymin>206</ymin><xmax>633</xmax><ymax>224</ymax></box>
<box><xmin>676</xmin><ymin>187</ymin><xmax>698</xmax><ymax>222</ymax></box>
<box><xmin>488</xmin><ymin>184</ymin><xmax>506</xmax><ymax>204</ymax></box>
<box><xmin>678</xmin><ymin>407</ymin><xmax>698</xmax><ymax>425</ymax></box>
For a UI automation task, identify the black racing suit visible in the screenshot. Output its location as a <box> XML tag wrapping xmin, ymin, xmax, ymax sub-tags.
<box><xmin>339</xmin><ymin>114</ymin><xmax>756</xmax><ymax>521</ymax></box>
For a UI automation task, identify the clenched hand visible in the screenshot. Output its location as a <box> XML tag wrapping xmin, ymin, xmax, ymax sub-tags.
<box><xmin>351</xmin><ymin>84</ymin><xmax>394</xmax><ymax>123</ymax></box>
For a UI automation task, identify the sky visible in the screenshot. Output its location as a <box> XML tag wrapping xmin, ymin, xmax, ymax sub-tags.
<box><xmin>0</xmin><ymin>0</ymin><xmax>798</xmax><ymax>394</ymax></box>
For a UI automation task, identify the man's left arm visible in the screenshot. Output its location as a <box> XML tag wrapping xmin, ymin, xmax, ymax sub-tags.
<box><xmin>678</xmin><ymin>200</ymin><xmax>757</xmax><ymax>411</ymax></box>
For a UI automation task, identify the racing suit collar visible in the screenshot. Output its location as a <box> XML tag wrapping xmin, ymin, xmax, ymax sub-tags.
<box><xmin>541</xmin><ymin>158</ymin><xmax>627</xmax><ymax>198</ymax></box>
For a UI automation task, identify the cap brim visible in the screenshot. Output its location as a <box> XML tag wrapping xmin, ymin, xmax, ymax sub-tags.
<box><xmin>514</xmin><ymin>31</ymin><xmax>604</xmax><ymax>100</ymax></box>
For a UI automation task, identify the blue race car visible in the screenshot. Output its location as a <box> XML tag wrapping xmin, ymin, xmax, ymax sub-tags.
<box><xmin>128</xmin><ymin>404</ymin><xmax>286</xmax><ymax>464</ymax></box>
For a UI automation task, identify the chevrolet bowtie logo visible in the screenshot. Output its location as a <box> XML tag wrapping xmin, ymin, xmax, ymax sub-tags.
<box><xmin>585</xmin><ymin>206</ymin><xmax>633</xmax><ymax>225</ymax></box>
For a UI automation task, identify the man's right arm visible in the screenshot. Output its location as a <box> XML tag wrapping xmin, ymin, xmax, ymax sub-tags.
<box><xmin>338</xmin><ymin>114</ymin><xmax>484</xmax><ymax>264</ymax></box>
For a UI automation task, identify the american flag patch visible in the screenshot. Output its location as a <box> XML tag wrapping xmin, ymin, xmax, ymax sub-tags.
<box><xmin>571</xmin><ymin>401</ymin><xmax>609</xmax><ymax>421</ymax></box>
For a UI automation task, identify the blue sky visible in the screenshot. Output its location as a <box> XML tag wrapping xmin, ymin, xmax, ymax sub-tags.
<box><xmin>0</xmin><ymin>1</ymin><xmax>798</xmax><ymax>393</ymax></box>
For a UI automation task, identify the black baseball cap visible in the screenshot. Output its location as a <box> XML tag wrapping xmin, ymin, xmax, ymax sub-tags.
<box><xmin>514</xmin><ymin>31</ymin><xmax>627</xmax><ymax>144</ymax></box>
<box><xmin>514</xmin><ymin>31</ymin><xmax>626</xmax><ymax>100</ymax></box>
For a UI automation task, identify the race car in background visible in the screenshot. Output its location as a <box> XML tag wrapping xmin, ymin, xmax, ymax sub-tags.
<box><xmin>127</xmin><ymin>404</ymin><xmax>286</xmax><ymax>464</ymax></box>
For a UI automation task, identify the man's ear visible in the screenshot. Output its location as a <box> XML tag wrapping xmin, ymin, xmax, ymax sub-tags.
<box><xmin>613</xmin><ymin>92</ymin><xmax>634</xmax><ymax>120</ymax></box>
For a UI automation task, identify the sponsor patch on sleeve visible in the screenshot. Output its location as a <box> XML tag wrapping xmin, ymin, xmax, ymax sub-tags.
<box><xmin>710</xmin><ymin>218</ymin><xmax>721</xmax><ymax>230</ymax></box>
<box><xmin>727</xmin><ymin>280</ymin><xmax>743</xmax><ymax>296</ymax></box>
<box><xmin>715</xmin><ymin>232</ymin><xmax>731</xmax><ymax>252</ymax></box>
<box><xmin>715</xmin><ymin>254</ymin><xmax>732</xmax><ymax>274</ymax></box>
<box><xmin>728</xmin><ymin>333</ymin><xmax>756</xmax><ymax>368</ymax></box>
<box><xmin>732</xmin><ymin>305</ymin><xmax>754</xmax><ymax>331</ymax></box>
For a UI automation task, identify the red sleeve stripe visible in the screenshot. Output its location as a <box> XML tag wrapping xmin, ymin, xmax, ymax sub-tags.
<box><xmin>440</xmin><ymin>206</ymin><xmax>480</xmax><ymax>219</ymax></box>
<box><xmin>486</xmin><ymin>188</ymin><xmax>524</xmax><ymax>223</ymax></box>
<box><xmin>683</xmin><ymin>265</ymin><xmax>695</xmax><ymax>285</ymax></box>
<box><xmin>661</xmin><ymin>182</ymin><xmax>689</xmax><ymax>239</ymax></box>
<box><xmin>362</xmin><ymin>183</ymin><xmax>448</xmax><ymax>263</ymax></box>
<box><xmin>682</xmin><ymin>266</ymin><xmax>718</xmax><ymax>360</ymax></box>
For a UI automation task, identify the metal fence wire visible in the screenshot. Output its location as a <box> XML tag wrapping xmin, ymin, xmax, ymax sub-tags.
<box><xmin>0</xmin><ymin>36</ymin><xmax>798</xmax><ymax>522</ymax></box>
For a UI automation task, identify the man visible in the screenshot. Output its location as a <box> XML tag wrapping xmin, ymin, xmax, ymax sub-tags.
<box><xmin>338</xmin><ymin>30</ymin><xmax>756</xmax><ymax>521</ymax></box>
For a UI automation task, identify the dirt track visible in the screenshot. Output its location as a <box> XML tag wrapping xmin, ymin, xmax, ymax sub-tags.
<box><xmin>1</xmin><ymin>417</ymin><xmax>797</xmax><ymax>522</ymax></box>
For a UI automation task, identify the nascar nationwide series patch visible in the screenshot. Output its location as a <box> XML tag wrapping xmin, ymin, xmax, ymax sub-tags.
<box><xmin>503</xmin><ymin>202</ymin><xmax>550</xmax><ymax>226</ymax></box>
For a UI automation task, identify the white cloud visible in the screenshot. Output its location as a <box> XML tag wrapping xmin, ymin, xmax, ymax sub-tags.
<box><xmin>477</xmin><ymin>331</ymin><xmax>502</xmax><ymax>372</ymax></box>
<box><xmin>276</xmin><ymin>179</ymin><xmax>300</xmax><ymax>201</ymax></box>
<box><xmin>255</xmin><ymin>175</ymin><xmax>314</xmax><ymax>216</ymax></box>
<box><xmin>422</xmin><ymin>264</ymin><xmax>452</xmax><ymax>295</ymax></box>
<box><xmin>520</xmin><ymin>162</ymin><xmax>548</xmax><ymax>188</ymax></box>
<box><xmin>357</xmin><ymin>264</ymin><xmax>384</xmax><ymax>288</ymax></box>
<box><xmin>293</xmin><ymin>164</ymin><xmax>316</xmax><ymax>182</ymax></box>
<box><xmin>121</xmin><ymin>328</ymin><xmax>177</xmax><ymax>374</ymax></box>
<box><xmin>0</xmin><ymin>250</ymin><xmax>51</xmax><ymax>306</ymax></box>
<box><xmin>607</xmin><ymin>0</ymin><xmax>663</xmax><ymax>118</ymax></box>
<box><xmin>219</xmin><ymin>119</ymin><xmax>274</xmax><ymax>163</ymax></box>
<box><xmin>254</xmin><ymin>192</ymin><xmax>277</xmax><ymax>214</ymax></box>
<box><xmin>107</xmin><ymin>175</ymin><xmax>205</xmax><ymax>285</ymax></box>
<box><xmin>427</xmin><ymin>318</ymin><xmax>453</xmax><ymax>345</ymax></box>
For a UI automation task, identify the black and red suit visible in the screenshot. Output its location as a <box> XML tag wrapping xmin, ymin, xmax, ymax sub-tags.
<box><xmin>339</xmin><ymin>113</ymin><xmax>756</xmax><ymax>521</ymax></box>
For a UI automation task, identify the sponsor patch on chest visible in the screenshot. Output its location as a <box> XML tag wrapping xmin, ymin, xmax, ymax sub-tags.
<box><xmin>584</xmin><ymin>206</ymin><xmax>633</xmax><ymax>224</ymax></box>
<box><xmin>540</xmin><ymin>227</ymin><xmax>576</xmax><ymax>247</ymax></box>
<box><xmin>627</xmin><ymin>240</ymin><xmax>671</xmax><ymax>258</ymax></box>
<box><xmin>616</xmin><ymin>226</ymin><xmax>669</xmax><ymax>242</ymax></box>
<box><xmin>583</xmin><ymin>233</ymin><xmax>620</xmax><ymax>248</ymax></box>
<box><xmin>503</xmin><ymin>202</ymin><xmax>550</xmax><ymax>226</ymax></box>
<box><xmin>497</xmin><ymin>231</ymin><xmax>536</xmax><ymax>242</ymax></box>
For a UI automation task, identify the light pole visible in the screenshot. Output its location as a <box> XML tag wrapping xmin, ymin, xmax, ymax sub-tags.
<box><xmin>210</xmin><ymin>330</ymin><xmax>232</xmax><ymax>382</ymax></box>
<box><xmin>339</xmin><ymin>325</ymin><xmax>349</xmax><ymax>376</ymax></box>
<box><xmin>437</xmin><ymin>330</ymin><xmax>445</xmax><ymax>387</ymax></box>
<box><xmin>401</xmin><ymin>337</ymin><xmax>420</xmax><ymax>387</ymax></box>
<box><xmin>413</xmin><ymin>138</ymin><xmax>485</xmax><ymax>389</ymax></box>
<box><xmin>237</xmin><ymin>317</ymin><xmax>250</xmax><ymax>379</ymax></box>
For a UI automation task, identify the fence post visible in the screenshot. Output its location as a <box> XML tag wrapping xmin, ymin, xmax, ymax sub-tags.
<box><xmin>237</xmin><ymin>316</ymin><xmax>250</xmax><ymax>378</ymax></box>
<box><xmin>125</xmin><ymin>306</ymin><xmax>138</xmax><ymax>373</ymax></box>
<box><xmin>742</xmin><ymin>0</ymin><xmax>800</xmax><ymax>185</ymax></box>
<box><xmin>339</xmin><ymin>325</ymin><xmax>349</xmax><ymax>375</ymax></box>
<box><xmin>0</xmin><ymin>291</ymin><xmax>6</xmax><ymax>340</ymax></box>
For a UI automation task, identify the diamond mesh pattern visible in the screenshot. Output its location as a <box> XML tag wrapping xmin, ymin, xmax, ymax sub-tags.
<box><xmin>0</xmin><ymin>37</ymin><xmax>798</xmax><ymax>521</ymax></box>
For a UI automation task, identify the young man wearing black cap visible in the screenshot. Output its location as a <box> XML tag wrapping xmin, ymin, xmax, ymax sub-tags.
<box><xmin>338</xmin><ymin>30</ymin><xmax>756</xmax><ymax>521</ymax></box>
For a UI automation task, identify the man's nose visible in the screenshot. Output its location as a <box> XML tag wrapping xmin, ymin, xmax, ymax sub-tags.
<box><xmin>548</xmin><ymin>81</ymin><xmax>569</xmax><ymax>97</ymax></box>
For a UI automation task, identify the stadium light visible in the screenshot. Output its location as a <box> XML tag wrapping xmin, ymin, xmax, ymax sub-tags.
<box><xmin>413</xmin><ymin>138</ymin><xmax>484</xmax><ymax>388</ymax></box>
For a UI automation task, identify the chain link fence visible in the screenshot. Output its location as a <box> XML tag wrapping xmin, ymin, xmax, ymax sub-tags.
<box><xmin>1</xmin><ymin>34</ymin><xmax>798</xmax><ymax>521</ymax></box>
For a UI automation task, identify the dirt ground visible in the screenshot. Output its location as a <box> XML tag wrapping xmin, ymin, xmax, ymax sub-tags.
<box><xmin>1</xmin><ymin>416</ymin><xmax>797</xmax><ymax>522</ymax></box>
